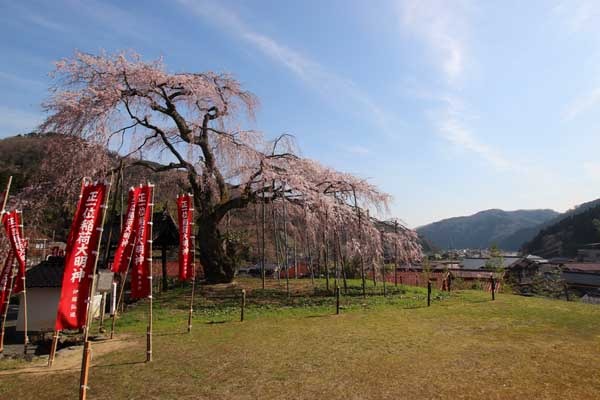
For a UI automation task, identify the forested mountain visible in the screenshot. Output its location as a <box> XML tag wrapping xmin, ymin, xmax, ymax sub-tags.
<box><xmin>0</xmin><ymin>133</ymin><xmax>184</xmax><ymax>240</ymax></box>
<box><xmin>522</xmin><ymin>201</ymin><xmax>600</xmax><ymax>258</ymax></box>
<box><xmin>416</xmin><ymin>209</ymin><xmax>559</xmax><ymax>251</ymax></box>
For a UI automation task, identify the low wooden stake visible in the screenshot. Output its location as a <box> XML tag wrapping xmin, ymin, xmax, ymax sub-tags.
<box><xmin>48</xmin><ymin>331</ymin><xmax>59</xmax><ymax>367</ymax></box>
<box><xmin>335</xmin><ymin>285</ymin><xmax>340</xmax><ymax>315</ymax></box>
<box><xmin>240</xmin><ymin>289</ymin><xmax>246</xmax><ymax>322</ymax></box>
<box><xmin>427</xmin><ymin>281</ymin><xmax>431</xmax><ymax>307</ymax></box>
<box><xmin>79</xmin><ymin>341</ymin><xmax>92</xmax><ymax>400</ymax></box>
<box><xmin>187</xmin><ymin>278</ymin><xmax>196</xmax><ymax>333</ymax></box>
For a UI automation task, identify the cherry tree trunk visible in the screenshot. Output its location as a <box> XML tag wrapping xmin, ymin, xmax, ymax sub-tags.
<box><xmin>197</xmin><ymin>216</ymin><xmax>236</xmax><ymax>284</ymax></box>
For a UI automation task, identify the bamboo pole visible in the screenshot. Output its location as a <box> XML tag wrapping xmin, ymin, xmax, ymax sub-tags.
<box><xmin>187</xmin><ymin>193</ymin><xmax>196</xmax><ymax>333</ymax></box>
<box><xmin>0</xmin><ymin>256</ymin><xmax>16</xmax><ymax>353</ymax></box>
<box><xmin>282</xmin><ymin>192</ymin><xmax>290</xmax><ymax>296</ymax></box>
<box><xmin>1</xmin><ymin>176</ymin><xmax>12</xmax><ymax>216</ymax></box>
<box><xmin>352</xmin><ymin>189</ymin><xmax>366</xmax><ymax>298</ymax></box>
<box><xmin>427</xmin><ymin>280</ymin><xmax>431</xmax><ymax>307</ymax></box>
<box><xmin>261</xmin><ymin>183</ymin><xmax>266</xmax><ymax>290</ymax></box>
<box><xmin>336</xmin><ymin>229</ymin><xmax>348</xmax><ymax>293</ymax></box>
<box><xmin>293</xmin><ymin>236</ymin><xmax>298</xmax><ymax>280</ymax></box>
<box><xmin>18</xmin><ymin>211</ymin><xmax>28</xmax><ymax>354</ymax></box>
<box><xmin>332</xmin><ymin>230</ymin><xmax>339</xmax><ymax>290</ymax></box>
<box><xmin>335</xmin><ymin>284</ymin><xmax>340</xmax><ymax>315</ymax></box>
<box><xmin>303</xmin><ymin>206</ymin><xmax>315</xmax><ymax>288</ymax></box>
<box><xmin>240</xmin><ymin>289</ymin><xmax>246</xmax><ymax>322</ymax></box>
<box><xmin>0</xmin><ymin>176</ymin><xmax>12</xmax><ymax>353</ymax></box>
<box><xmin>272</xmin><ymin>204</ymin><xmax>282</xmax><ymax>283</ymax></box>
<box><xmin>50</xmin><ymin>178</ymin><xmax>87</xmax><ymax>367</ymax></box>
<box><xmin>146</xmin><ymin>183</ymin><xmax>155</xmax><ymax>363</ymax></box>
<box><xmin>380</xmin><ymin>229</ymin><xmax>386</xmax><ymax>297</ymax></box>
<box><xmin>394</xmin><ymin>221</ymin><xmax>398</xmax><ymax>287</ymax></box>
<box><xmin>109</xmin><ymin>259</ymin><xmax>132</xmax><ymax>339</ymax></box>
<box><xmin>254</xmin><ymin>201</ymin><xmax>261</xmax><ymax>279</ymax></box>
<box><xmin>324</xmin><ymin>209</ymin><xmax>330</xmax><ymax>293</ymax></box>
<box><xmin>80</xmin><ymin>176</ymin><xmax>113</xmax><ymax>400</ymax></box>
<box><xmin>48</xmin><ymin>331</ymin><xmax>59</xmax><ymax>367</ymax></box>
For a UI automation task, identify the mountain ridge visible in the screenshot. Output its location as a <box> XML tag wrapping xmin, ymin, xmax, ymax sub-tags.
<box><xmin>416</xmin><ymin>208</ymin><xmax>560</xmax><ymax>251</ymax></box>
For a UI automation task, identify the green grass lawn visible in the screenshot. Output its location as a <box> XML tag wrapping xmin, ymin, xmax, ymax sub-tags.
<box><xmin>1</xmin><ymin>278</ymin><xmax>599</xmax><ymax>399</ymax></box>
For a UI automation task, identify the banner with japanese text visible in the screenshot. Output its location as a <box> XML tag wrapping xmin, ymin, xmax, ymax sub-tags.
<box><xmin>55</xmin><ymin>182</ymin><xmax>107</xmax><ymax>331</ymax></box>
<box><xmin>111</xmin><ymin>187</ymin><xmax>140</xmax><ymax>274</ymax></box>
<box><xmin>177</xmin><ymin>194</ymin><xmax>194</xmax><ymax>281</ymax></box>
<box><xmin>131</xmin><ymin>185</ymin><xmax>153</xmax><ymax>299</ymax></box>
<box><xmin>2</xmin><ymin>211</ymin><xmax>26</xmax><ymax>294</ymax></box>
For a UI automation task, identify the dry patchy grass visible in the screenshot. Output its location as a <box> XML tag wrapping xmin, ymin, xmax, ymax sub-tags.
<box><xmin>1</xmin><ymin>278</ymin><xmax>599</xmax><ymax>399</ymax></box>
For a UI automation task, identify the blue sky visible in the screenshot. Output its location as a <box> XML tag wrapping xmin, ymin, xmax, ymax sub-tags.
<box><xmin>2</xmin><ymin>0</ymin><xmax>600</xmax><ymax>227</ymax></box>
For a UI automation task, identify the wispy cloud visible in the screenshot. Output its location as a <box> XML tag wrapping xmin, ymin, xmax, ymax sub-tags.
<box><xmin>0</xmin><ymin>106</ymin><xmax>43</xmax><ymax>137</ymax></box>
<box><xmin>562</xmin><ymin>87</ymin><xmax>600</xmax><ymax>120</ymax></box>
<box><xmin>397</xmin><ymin>0</ymin><xmax>470</xmax><ymax>84</ymax></box>
<box><xmin>435</xmin><ymin>108</ymin><xmax>510</xmax><ymax>170</ymax></box>
<box><xmin>176</xmin><ymin>0</ymin><xmax>397</xmax><ymax>137</ymax></box>
<box><xmin>342</xmin><ymin>144</ymin><xmax>371</xmax><ymax>156</ymax></box>
<box><xmin>0</xmin><ymin>71</ymin><xmax>46</xmax><ymax>90</ymax></box>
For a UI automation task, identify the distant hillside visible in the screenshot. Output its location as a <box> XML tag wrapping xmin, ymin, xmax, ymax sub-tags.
<box><xmin>522</xmin><ymin>200</ymin><xmax>600</xmax><ymax>258</ymax></box>
<box><xmin>0</xmin><ymin>133</ymin><xmax>184</xmax><ymax>240</ymax></box>
<box><xmin>416</xmin><ymin>209</ymin><xmax>559</xmax><ymax>251</ymax></box>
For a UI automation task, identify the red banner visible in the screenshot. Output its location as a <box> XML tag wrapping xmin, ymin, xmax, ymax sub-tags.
<box><xmin>0</xmin><ymin>250</ymin><xmax>15</xmax><ymax>316</ymax></box>
<box><xmin>111</xmin><ymin>187</ymin><xmax>140</xmax><ymax>274</ymax></box>
<box><xmin>2</xmin><ymin>211</ymin><xmax>26</xmax><ymax>294</ymax></box>
<box><xmin>131</xmin><ymin>185</ymin><xmax>153</xmax><ymax>299</ymax></box>
<box><xmin>55</xmin><ymin>182</ymin><xmax>107</xmax><ymax>331</ymax></box>
<box><xmin>177</xmin><ymin>194</ymin><xmax>194</xmax><ymax>281</ymax></box>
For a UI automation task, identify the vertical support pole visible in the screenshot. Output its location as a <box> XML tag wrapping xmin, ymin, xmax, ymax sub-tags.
<box><xmin>380</xmin><ymin>229</ymin><xmax>386</xmax><ymax>297</ymax></box>
<box><xmin>146</xmin><ymin>183</ymin><xmax>155</xmax><ymax>363</ymax></box>
<box><xmin>394</xmin><ymin>221</ymin><xmax>398</xmax><ymax>287</ymax></box>
<box><xmin>490</xmin><ymin>276</ymin><xmax>495</xmax><ymax>301</ymax></box>
<box><xmin>335</xmin><ymin>285</ymin><xmax>340</xmax><ymax>315</ymax></box>
<box><xmin>240</xmin><ymin>289</ymin><xmax>246</xmax><ymax>322</ymax></box>
<box><xmin>261</xmin><ymin>182</ymin><xmax>266</xmax><ymax>290</ymax></box>
<box><xmin>564</xmin><ymin>284</ymin><xmax>570</xmax><ymax>302</ymax></box>
<box><xmin>0</xmin><ymin>175</ymin><xmax>12</xmax><ymax>214</ymax></box>
<box><xmin>79</xmin><ymin>341</ymin><xmax>92</xmax><ymax>400</ymax></box>
<box><xmin>352</xmin><ymin>188</ymin><xmax>366</xmax><ymax>298</ymax></box>
<box><xmin>18</xmin><ymin>211</ymin><xmax>29</xmax><ymax>354</ymax></box>
<box><xmin>188</xmin><ymin>194</ymin><xmax>196</xmax><ymax>333</ymax></box>
<box><xmin>98</xmin><ymin>292</ymin><xmax>106</xmax><ymax>333</ymax></box>
<box><xmin>324</xmin><ymin>209</ymin><xmax>330</xmax><ymax>293</ymax></box>
<box><xmin>294</xmin><ymin>236</ymin><xmax>298</xmax><ymax>279</ymax></box>
<box><xmin>0</xmin><ymin>258</ymin><xmax>16</xmax><ymax>354</ymax></box>
<box><xmin>48</xmin><ymin>331</ymin><xmax>59</xmax><ymax>367</ymax></box>
<box><xmin>161</xmin><ymin>244</ymin><xmax>168</xmax><ymax>292</ymax></box>
<box><xmin>282</xmin><ymin>193</ymin><xmax>290</xmax><ymax>296</ymax></box>
<box><xmin>79</xmin><ymin>175</ymin><xmax>112</xmax><ymax>398</ymax></box>
<box><xmin>427</xmin><ymin>280</ymin><xmax>431</xmax><ymax>307</ymax></box>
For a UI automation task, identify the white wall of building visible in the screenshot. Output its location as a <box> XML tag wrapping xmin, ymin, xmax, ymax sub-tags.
<box><xmin>16</xmin><ymin>289</ymin><xmax>102</xmax><ymax>332</ymax></box>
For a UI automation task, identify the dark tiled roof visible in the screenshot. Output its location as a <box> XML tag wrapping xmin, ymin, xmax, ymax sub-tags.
<box><xmin>104</xmin><ymin>209</ymin><xmax>179</xmax><ymax>249</ymax></box>
<box><xmin>26</xmin><ymin>256</ymin><xmax>65</xmax><ymax>288</ymax></box>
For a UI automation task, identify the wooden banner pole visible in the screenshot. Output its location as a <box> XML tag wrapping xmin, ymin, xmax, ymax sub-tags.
<box><xmin>79</xmin><ymin>175</ymin><xmax>113</xmax><ymax>400</ymax></box>
<box><xmin>146</xmin><ymin>183</ymin><xmax>155</xmax><ymax>363</ymax></box>
<box><xmin>261</xmin><ymin>183</ymin><xmax>266</xmax><ymax>290</ymax></box>
<box><xmin>187</xmin><ymin>193</ymin><xmax>196</xmax><ymax>333</ymax></box>
<box><xmin>49</xmin><ymin>178</ymin><xmax>86</xmax><ymax>367</ymax></box>
<box><xmin>18</xmin><ymin>211</ymin><xmax>29</xmax><ymax>354</ymax></box>
<box><xmin>0</xmin><ymin>176</ymin><xmax>12</xmax><ymax>215</ymax></box>
<box><xmin>47</xmin><ymin>330</ymin><xmax>59</xmax><ymax>367</ymax></box>
<box><xmin>0</xmin><ymin>258</ymin><xmax>16</xmax><ymax>353</ymax></box>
